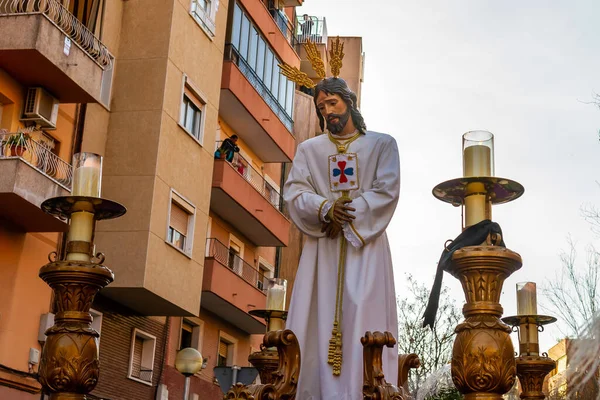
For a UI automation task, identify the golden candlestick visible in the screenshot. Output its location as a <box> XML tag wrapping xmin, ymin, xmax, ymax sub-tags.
<box><xmin>37</xmin><ymin>152</ymin><xmax>126</xmax><ymax>400</ymax></box>
<box><xmin>433</xmin><ymin>131</ymin><xmax>525</xmax><ymax>400</ymax></box>
<box><xmin>248</xmin><ymin>309</ymin><xmax>289</xmax><ymax>384</ymax></box>
<box><xmin>502</xmin><ymin>314</ymin><xmax>557</xmax><ymax>400</ymax></box>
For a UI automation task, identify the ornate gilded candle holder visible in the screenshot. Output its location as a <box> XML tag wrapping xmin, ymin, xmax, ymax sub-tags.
<box><xmin>248</xmin><ymin>309</ymin><xmax>288</xmax><ymax>384</ymax></box>
<box><xmin>37</xmin><ymin>153</ymin><xmax>126</xmax><ymax>399</ymax></box>
<box><xmin>502</xmin><ymin>315</ymin><xmax>557</xmax><ymax>400</ymax></box>
<box><xmin>433</xmin><ymin>131</ymin><xmax>525</xmax><ymax>400</ymax></box>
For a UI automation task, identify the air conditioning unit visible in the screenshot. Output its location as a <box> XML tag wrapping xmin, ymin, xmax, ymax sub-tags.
<box><xmin>20</xmin><ymin>87</ymin><xmax>59</xmax><ymax>129</ymax></box>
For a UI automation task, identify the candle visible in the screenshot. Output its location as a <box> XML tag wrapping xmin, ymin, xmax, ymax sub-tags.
<box><xmin>72</xmin><ymin>153</ymin><xmax>102</xmax><ymax>197</ymax></box>
<box><xmin>66</xmin><ymin>210</ymin><xmax>95</xmax><ymax>262</ymax></box>
<box><xmin>516</xmin><ymin>282</ymin><xmax>539</xmax><ymax>356</ymax></box>
<box><xmin>266</xmin><ymin>278</ymin><xmax>287</xmax><ymax>311</ymax></box>
<box><xmin>517</xmin><ymin>282</ymin><xmax>537</xmax><ymax>315</ymax></box>
<box><xmin>463</xmin><ymin>145</ymin><xmax>492</xmax><ymax>177</ymax></box>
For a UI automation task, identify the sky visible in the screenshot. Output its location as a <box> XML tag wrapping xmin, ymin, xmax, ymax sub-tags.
<box><xmin>299</xmin><ymin>0</ymin><xmax>600</xmax><ymax>352</ymax></box>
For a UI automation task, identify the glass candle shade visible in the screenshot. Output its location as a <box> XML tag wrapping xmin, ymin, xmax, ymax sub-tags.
<box><xmin>462</xmin><ymin>131</ymin><xmax>494</xmax><ymax>228</ymax></box>
<box><xmin>72</xmin><ymin>152</ymin><xmax>102</xmax><ymax>197</ymax></box>
<box><xmin>266</xmin><ymin>278</ymin><xmax>287</xmax><ymax>311</ymax></box>
<box><xmin>463</xmin><ymin>131</ymin><xmax>494</xmax><ymax>177</ymax></box>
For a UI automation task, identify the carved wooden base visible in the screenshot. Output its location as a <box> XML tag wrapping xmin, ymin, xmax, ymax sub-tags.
<box><xmin>248</xmin><ymin>347</ymin><xmax>279</xmax><ymax>384</ymax></box>
<box><xmin>516</xmin><ymin>356</ymin><xmax>555</xmax><ymax>400</ymax></box>
<box><xmin>226</xmin><ymin>330</ymin><xmax>300</xmax><ymax>400</ymax></box>
<box><xmin>37</xmin><ymin>260</ymin><xmax>114</xmax><ymax>398</ymax></box>
<box><xmin>449</xmin><ymin>246</ymin><xmax>522</xmax><ymax>400</ymax></box>
<box><xmin>362</xmin><ymin>332</ymin><xmax>403</xmax><ymax>400</ymax></box>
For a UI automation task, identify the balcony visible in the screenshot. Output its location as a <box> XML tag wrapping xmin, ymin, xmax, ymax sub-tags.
<box><xmin>0</xmin><ymin>0</ymin><xmax>113</xmax><ymax>105</ymax></box>
<box><xmin>0</xmin><ymin>130</ymin><xmax>72</xmax><ymax>231</ymax></box>
<box><xmin>211</xmin><ymin>158</ymin><xmax>289</xmax><ymax>246</ymax></box>
<box><xmin>202</xmin><ymin>238</ymin><xmax>266</xmax><ymax>334</ymax></box>
<box><xmin>220</xmin><ymin>46</ymin><xmax>295</xmax><ymax>163</ymax></box>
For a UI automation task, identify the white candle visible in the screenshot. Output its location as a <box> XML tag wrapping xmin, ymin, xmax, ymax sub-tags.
<box><xmin>66</xmin><ymin>211</ymin><xmax>95</xmax><ymax>262</ymax></box>
<box><xmin>266</xmin><ymin>287</ymin><xmax>286</xmax><ymax>311</ymax></box>
<box><xmin>463</xmin><ymin>145</ymin><xmax>492</xmax><ymax>177</ymax></box>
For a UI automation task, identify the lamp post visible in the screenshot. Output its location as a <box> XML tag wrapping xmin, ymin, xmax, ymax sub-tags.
<box><xmin>175</xmin><ymin>347</ymin><xmax>204</xmax><ymax>400</ymax></box>
<box><xmin>37</xmin><ymin>152</ymin><xmax>126</xmax><ymax>399</ymax></box>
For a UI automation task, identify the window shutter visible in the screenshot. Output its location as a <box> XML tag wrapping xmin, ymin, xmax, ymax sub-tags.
<box><xmin>132</xmin><ymin>336</ymin><xmax>143</xmax><ymax>375</ymax></box>
<box><xmin>170</xmin><ymin>203</ymin><xmax>189</xmax><ymax>235</ymax></box>
<box><xmin>219</xmin><ymin>340</ymin><xmax>228</xmax><ymax>358</ymax></box>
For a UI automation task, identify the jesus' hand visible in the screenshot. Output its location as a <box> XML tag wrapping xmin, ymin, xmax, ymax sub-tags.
<box><xmin>330</xmin><ymin>198</ymin><xmax>356</xmax><ymax>224</ymax></box>
<box><xmin>321</xmin><ymin>220</ymin><xmax>342</xmax><ymax>239</ymax></box>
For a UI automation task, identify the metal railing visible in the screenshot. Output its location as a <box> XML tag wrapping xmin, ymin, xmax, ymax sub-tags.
<box><xmin>0</xmin><ymin>130</ymin><xmax>73</xmax><ymax>191</ymax></box>
<box><xmin>0</xmin><ymin>0</ymin><xmax>113</xmax><ymax>68</ymax></box>
<box><xmin>206</xmin><ymin>238</ymin><xmax>267</xmax><ymax>293</ymax></box>
<box><xmin>130</xmin><ymin>367</ymin><xmax>153</xmax><ymax>383</ymax></box>
<box><xmin>268</xmin><ymin>8</ymin><xmax>297</xmax><ymax>46</ymax></box>
<box><xmin>296</xmin><ymin>15</ymin><xmax>327</xmax><ymax>44</ymax></box>
<box><xmin>224</xmin><ymin>44</ymin><xmax>294</xmax><ymax>132</ymax></box>
<box><xmin>215</xmin><ymin>141</ymin><xmax>283</xmax><ymax>211</ymax></box>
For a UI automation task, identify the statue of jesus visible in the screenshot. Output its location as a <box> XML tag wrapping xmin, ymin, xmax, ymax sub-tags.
<box><xmin>283</xmin><ymin>76</ymin><xmax>401</xmax><ymax>399</ymax></box>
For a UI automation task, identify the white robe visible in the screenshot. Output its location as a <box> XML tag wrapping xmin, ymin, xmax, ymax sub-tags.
<box><xmin>283</xmin><ymin>131</ymin><xmax>400</xmax><ymax>400</ymax></box>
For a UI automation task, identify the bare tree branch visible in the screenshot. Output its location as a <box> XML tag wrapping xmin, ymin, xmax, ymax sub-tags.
<box><xmin>397</xmin><ymin>274</ymin><xmax>462</xmax><ymax>396</ymax></box>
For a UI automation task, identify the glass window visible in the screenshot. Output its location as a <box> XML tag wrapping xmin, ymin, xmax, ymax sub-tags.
<box><xmin>271</xmin><ymin>61</ymin><xmax>280</xmax><ymax>99</ymax></box>
<box><xmin>180</xmin><ymin>95</ymin><xmax>203</xmax><ymax>141</ymax></box>
<box><xmin>248</xmin><ymin>27</ymin><xmax>258</xmax><ymax>71</ymax></box>
<box><xmin>264</xmin><ymin>49</ymin><xmax>274</xmax><ymax>91</ymax></box>
<box><xmin>278</xmin><ymin>73</ymin><xmax>287</xmax><ymax>105</ymax></box>
<box><xmin>256</xmin><ymin>37</ymin><xmax>266</xmax><ymax>79</ymax></box>
<box><xmin>231</xmin><ymin>4</ymin><xmax>242</xmax><ymax>49</ymax></box>
<box><xmin>239</xmin><ymin>14</ymin><xmax>250</xmax><ymax>59</ymax></box>
<box><xmin>285</xmin><ymin>79</ymin><xmax>294</xmax><ymax>116</ymax></box>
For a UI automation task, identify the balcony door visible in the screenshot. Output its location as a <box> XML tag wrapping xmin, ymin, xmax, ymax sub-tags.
<box><xmin>66</xmin><ymin>0</ymin><xmax>104</xmax><ymax>34</ymax></box>
<box><xmin>228</xmin><ymin>235</ymin><xmax>244</xmax><ymax>276</ymax></box>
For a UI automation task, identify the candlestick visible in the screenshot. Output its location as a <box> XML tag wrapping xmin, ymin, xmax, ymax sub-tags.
<box><xmin>66</xmin><ymin>210</ymin><xmax>95</xmax><ymax>262</ymax></box>
<box><xmin>266</xmin><ymin>278</ymin><xmax>287</xmax><ymax>311</ymax></box>
<box><xmin>72</xmin><ymin>153</ymin><xmax>102</xmax><ymax>197</ymax></box>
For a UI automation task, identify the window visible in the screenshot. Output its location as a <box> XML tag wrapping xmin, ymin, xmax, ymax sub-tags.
<box><xmin>128</xmin><ymin>329</ymin><xmax>156</xmax><ymax>385</ymax></box>
<box><xmin>216</xmin><ymin>333</ymin><xmax>237</xmax><ymax>367</ymax></box>
<box><xmin>228</xmin><ymin>243</ymin><xmax>242</xmax><ymax>275</ymax></box>
<box><xmin>191</xmin><ymin>0</ymin><xmax>219</xmax><ymax>37</ymax></box>
<box><xmin>228</xmin><ymin>2</ymin><xmax>294</xmax><ymax>129</ymax></box>
<box><xmin>179</xmin><ymin>77</ymin><xmax>207</xmax><ymax>144</ymax></box>
<box><xmin>179</xmin><ymin>319</ymin><xmax>203</xmax><ymax>352</ymax></box>
<box><xmin>167</xmin><ymin>191</ymin><xmax>196</xmax><ymax>256</ymax></box>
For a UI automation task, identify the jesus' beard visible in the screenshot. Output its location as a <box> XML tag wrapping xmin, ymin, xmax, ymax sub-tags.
<box><xmin>326</xmin><ymin>109</ymin><xmax>351</xmax><ymax>135</ymax></box>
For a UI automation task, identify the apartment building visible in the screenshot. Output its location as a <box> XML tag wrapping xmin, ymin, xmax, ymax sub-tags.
<box><xmin>0</xmin><ymin>0</ymin><xmax>363</xmax><ymax>399</ymax></box>
<box><xmin>547</xmin><ymin>338</ymin><xmax>599</xmax><ymax>400</ymax></box>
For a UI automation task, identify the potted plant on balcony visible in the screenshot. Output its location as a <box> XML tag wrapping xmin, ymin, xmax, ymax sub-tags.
<box><xmin>6</xmin><ymin>131</ymin><xmax>30</xmax><ymax>157</ymax></box>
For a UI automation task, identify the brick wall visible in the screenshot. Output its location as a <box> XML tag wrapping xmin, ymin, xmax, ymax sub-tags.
<box><xmin>90</xmin><ymin>295</ymin><xmax>168</xmax><ymax>400</ymax></box>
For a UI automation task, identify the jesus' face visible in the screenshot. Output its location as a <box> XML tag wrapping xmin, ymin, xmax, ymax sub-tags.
<box><xmin>316</xmin><ymin>92</ymin><xmax>351</xmax><ymax>135</ymax></box>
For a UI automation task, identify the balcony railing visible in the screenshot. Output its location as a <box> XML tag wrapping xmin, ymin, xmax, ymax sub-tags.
<box><xmin>268</xmin><ymin>8</ymin><xmax>297</xmax><ymax>47</ymax></box>
<box><xmin>224</xmin><ymin>44</ymin><xmax>294</xmax><ymax>132</ymax></box>
<box><xmin>0</xmin><ymin>0</ymin><xmax>113</xmax><ymax>69</ymax></box>
<box><xmin>215</xmin><ymin>141</ymin><xmax>283</xmax><ymax>211</ymax></box>
<box><xmin>130</xmin><ymin>367</ymin><xmax>153</xmax><ymax>383</ymax></box>
<box><xmin>206</xmin><ymin>238</ymin><xmax>267</xmax><ymax>293</ymax></box>
<box><xmin>0</xmin><ymin>130</ymin><xmax>73</xmax><ymax>190</ymax></box>
<box><xmin>296</xmin><ymin>15</ymin><xmax>327</xmax><ymax>44</ymax></box>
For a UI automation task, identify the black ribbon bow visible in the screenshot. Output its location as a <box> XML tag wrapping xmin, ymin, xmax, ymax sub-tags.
<box><xmin>422</xmin><ymin>219</ymin><xmax>505</xmax><ymax>329</ymax></box>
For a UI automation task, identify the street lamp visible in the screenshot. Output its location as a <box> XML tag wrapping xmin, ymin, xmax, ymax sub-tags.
<box><xmin>175</xmin><ymin>347</ymin><xmax>204</xmax><ymax>400</ymax></box>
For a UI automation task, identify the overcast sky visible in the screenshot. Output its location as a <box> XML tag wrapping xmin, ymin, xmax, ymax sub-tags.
<box><xmin>299</xmin><ymin>0</ymin><xmax>600</xmax><ymax>352</ymax></box>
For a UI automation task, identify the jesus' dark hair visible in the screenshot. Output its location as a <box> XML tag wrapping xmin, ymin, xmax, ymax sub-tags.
<box><xmin>313</xmin><ymin>77</ymin><xmax>367</xmax><ymax>134</ymax></box>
